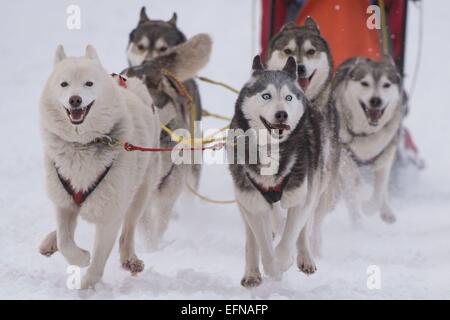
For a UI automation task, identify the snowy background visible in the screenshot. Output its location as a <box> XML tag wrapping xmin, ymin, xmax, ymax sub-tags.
<box><xmin>1</xmin><ymin>0</ymin><xmax>449</xmax><ymax>299</ymax></box>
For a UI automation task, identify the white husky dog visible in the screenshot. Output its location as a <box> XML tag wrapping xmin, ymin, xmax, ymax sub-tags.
<box><xmin>38</xmin><ymin>45</ymin><xmax>161</xmax><ymax>289</ymax></box>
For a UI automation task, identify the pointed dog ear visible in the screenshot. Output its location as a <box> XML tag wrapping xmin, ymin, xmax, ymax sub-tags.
<box><xmin>54</xmin><ymin>45</ymin><xmax>66</xmax><ymax>65</ymax></box>
<box><xmin>280</xmin><ymin>22</ymin><xmax>297</xmax><ymax>32</ymax></box>
<box><xmin>139</xmin><ymin>6</ymin><xmax>150</xmax><ymax>24</ymax></box>
<box><xmin>168</xmin><ymin>12</ymin><xmax>177</xmax><ymax>26</ymax></box>
<box><xmin>252</xmin><ymin>55</ymin><xmax>264</xmax><ymax>72</ymax></box>
<box><xmin>283</xmin><ymin>56</ymin><xmax>297</xmax><ymax>79</ymax></box>
<box><xmin>85</xmin><ymin>45</ymin><xmax>100</xmax><ymax>61</ymax></box>
<box><xmin>304</xmin><ymin>16</ymin><xmax>320</xmax><ymax>34</ymax></box>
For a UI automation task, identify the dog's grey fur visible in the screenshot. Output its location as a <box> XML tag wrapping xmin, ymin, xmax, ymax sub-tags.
<box><xmin>127</xmin><ymin>7</ymin><xmax>202</xmax><ymax>121</ymax></box>
<box><xmin>267</xmin><ymin>18</ymin><xmax>341</xmax><ymax>268</ymax></box>
<box><xmin>127</xmin><ymin>6</ymin><xmax>203</xmax><ymax>191</ymax></box>
<box><xmin>228</xmin><ymin>56</ymin><xmax>326</xmax><ymax>287</ymax></box>
<box><xmin>38</xmin><ymin>45</ymin><xmax>161</xmax><ymax>289</ymax></box>
<box><xmin>334</xmin><ymin>57</ymin><xmax>405</xmax><ymax>224</ymax></box>
<box><xmin>122</xmin><ymin>34</ymin><xmax>212</xmax><ymax>248</ymax></box>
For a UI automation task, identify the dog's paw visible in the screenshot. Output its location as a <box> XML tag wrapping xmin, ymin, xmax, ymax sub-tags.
<box><xmin>66</xmin><ymin>248</ymin><xmax>90</xmax><ymax>268</ymax></box>
<box><xmin>39</xmin><ymin>231</ymin><xmax>58</xmax><ymax>257</ymax></box>
<box><xmin>122</xmin><ymin>255</ymin><xmax>145</xmax><ymax>275</ymax></box>
<box><xmin>297</xmin><ymin>254</ymin><xmax>317</xmax><ymax>275</ymax></box>
<box><xmin>381</xmin><ymin>211</ymin><xmax>396</xmax><ymax>224</ymax></box>
<box><xmin>274</xmin><ymin>246</ymin><xmax>294</xmax><ymax>273</ymax></box>
<box><xmin>241</xmin><ymin>274</ymin><xmax>262</xmax><ymax>288</ymax></box>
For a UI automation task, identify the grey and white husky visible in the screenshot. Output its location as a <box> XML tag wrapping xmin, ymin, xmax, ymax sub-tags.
<box><xmin>266</xmin><ymin>18</ymin><xmax>340</xmax><ymax>264</ymax></box>
<box><xmin>122</xmin><ymin>34</ymin><xmax>212</xmax><ymax>248</ymax></box>
<box><xmin>333</xmin><ymin>57</ymin><xmax>405</xmax><ymax>224</ymax></box>
<box><xmin>38</xmin><ymin>45</ymin><xmax>161</xmax><ymax>289</ymax></box>
<box><xmin>127</xmin><ymin>6</ymin><xmax>203</xmax><ymax>187</ymax></box>
<box><xmin>228</xmin><ymin>56</ymin><xmax>326</xmax><ymax>287</ymax></box>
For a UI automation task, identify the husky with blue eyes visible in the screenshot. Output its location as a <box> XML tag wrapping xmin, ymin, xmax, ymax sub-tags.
<box><xmin>228</xmin><ymin>56</ymin><xmax>326</xmax><ymax>287</ymax></box>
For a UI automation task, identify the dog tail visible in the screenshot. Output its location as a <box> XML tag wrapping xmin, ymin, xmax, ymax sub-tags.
<box><xmin>166</xmin><ymin>33</ymin><xmax>213</xmax><ymax>82</ymax></box>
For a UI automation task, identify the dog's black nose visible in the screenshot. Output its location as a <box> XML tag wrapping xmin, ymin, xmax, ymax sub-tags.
<box><xmin>275</xmin><ymin>111</ymin><xmax>288</xmax><ymax>122</ymax></box>
<box><xmin>297</xmin><ymin>64</ymin><xmax>306</xmax><ymax>77</ymax></box>
<box><xmin>369</xmin><ymin>97</ymin><xmax>382</xmax><ymax>108</ymax></box>
<box><xmin>69</xmin><ymin>95</ymin><xmax>82</xmax><ymax>108</ymax></box>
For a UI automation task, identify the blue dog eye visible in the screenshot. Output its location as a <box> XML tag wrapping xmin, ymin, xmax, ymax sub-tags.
<box><xmin>262</xmin><ymin>93</ymin><xmax>271</xmax><ymax>100</ymax></box>
<box><xmin>285</xmin><ymin>95</ymin><xmax>293</xmax><ymax>101</ymax></box>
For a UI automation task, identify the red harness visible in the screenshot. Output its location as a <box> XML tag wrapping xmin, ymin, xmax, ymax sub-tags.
<box><xmin>111</xmin><ymin>73</ymin><xmax>156</xmax><ymax>112</ymax></box>
<box><xmin>111</xmin><ymin>73</ymin><xmax>128</xmax><ymax>88</ymax></box>
<box><xmin>246</xmin><ymin>173</ymin><xmax>290</xmax><ymax>204</ymax></box>
<box><xmin>56</xmin><ymin>165</ymin><xmax>112</xmax><ymax>206</ymax></box>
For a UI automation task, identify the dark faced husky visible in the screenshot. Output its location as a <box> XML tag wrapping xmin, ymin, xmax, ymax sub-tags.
<box><xmin>266</xmin><ymin>18</ymin><xmax>341</xmax><ymax>262</ymax></box>
<box><xmin>334</xmin><ymin>57</ymin><xmax>405</xmax><ymax>224</ymax></box>
<box><xmin>228</xmin><ymin>56</ymin><xmax>326</xmax><ymax>287</ymax></box>
<box><xmin>38</xmin><ymin>45</ymin><xmax>161</xmax><ymax>289</ymax></box>
<box><xmin>127</xmin><ymin>6</ymin><xmax>203</xmax><ymax>187</ymax></box>
<box><xmin>122</xmin><ymin>34</ymin><xmax>212</xmax><ymax>249</ymax></box>
<box><xmin>266</xmin><ymin>18</ymin><xmax>333</xmax><ymax>104</ymax></box>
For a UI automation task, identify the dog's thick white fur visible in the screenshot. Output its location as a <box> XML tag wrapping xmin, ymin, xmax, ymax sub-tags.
<box><xmin>39</xmin><ymin>45</ymin><xmax>161</xmax><ymax>289</ymax></box>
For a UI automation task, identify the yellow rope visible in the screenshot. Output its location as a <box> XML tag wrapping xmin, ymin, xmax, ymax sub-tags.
<box><xmin>160</xmin><ymin>68</ymin><xmax>227</xmax><ymax>146</ymax></box>
<box><xmin>159</xmin><ymin>69</ymin><xmax>239</xmax><ymax>205</ymax></box>
<box><xmin>379</xmin><ymin>0</ymin><xmax>389</xmax><ymax>56</ymax></box>
<box><xmin>186</xmin><ymin>183</ymin><xmax>236</xmax><ymax>204</ymax></box>
<box><xmin>197</xmin><ymin>76</ymin><xmax>240</xmax><ymax>94</ymax></box>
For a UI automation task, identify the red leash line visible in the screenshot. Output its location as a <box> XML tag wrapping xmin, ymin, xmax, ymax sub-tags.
<box><xmin>123</xmin><ymin>142</ymin><xmax>225</xmax><ymax>152</ymax></box>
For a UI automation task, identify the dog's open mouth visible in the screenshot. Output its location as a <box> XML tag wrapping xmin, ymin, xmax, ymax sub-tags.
<box><xmin>298</xmin><ymin>70</ymin><xmax>316</xmax><ymax>91</ymax></box>
<box><xmin>65</xmin><ymin>100</ymin><xmax>94</xmax><ymax>125</ymax></box>
<box><xmin>360</xmin><ymin>100</ymin><xmax>386</xmax><ymax>126</ymax></box>
<box><xmin>260</xmin><ymin>116</ymin><xmax>291</xmax><ymax>136</ymax></box>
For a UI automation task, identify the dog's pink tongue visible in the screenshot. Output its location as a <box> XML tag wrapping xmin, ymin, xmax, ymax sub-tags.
<box><xmin>70</xmin><ymin>109</ymin><xmax>84</xmax><ymax>120</ymax></box>
<box><xmin>368</xmin><ymin>109</ymin><xmax>381</xmax><ymax>121</ymax></box>
<box><xmin>299</xmin><ymin>78</ymin><xmax>309</xmax><ymax>91</ymax></box>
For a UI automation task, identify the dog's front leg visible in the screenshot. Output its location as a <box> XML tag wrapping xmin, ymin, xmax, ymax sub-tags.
<box><xmin>240</xmin><ymin>217</ymin><xmax>262</xmax><ymax>287</ymax></box>
<box><xmin>364</xmin><ymin>146</ymin><xmax>397</xmax><ymax>223</ymax></box>
<box><xmin>296</xmin><ymin>216</ymin><xmax>317</xmax><ymax>275</ymax></box>
<box><xmin>239</xmin><ymin>203</ymin><xmax>278</xmax><ymax>278</ymax></box>
<box><xmin>81</xmin><ymin>217</ymin><xmax>122</xmax><ymax>289</ymax></box>
<box><xmin>55</xmin><ymin>207</ymin><xmax>90</xmax><ymax>267</ymax></box>
<box><xmin>275</xmin><ymin>203</ymin><xmax>311</xmax><ymax>272</ymax></box>
<box><xmin>119</xmin><ymin>182</ymin><xmax>153</xmax><ymax>275</ymax></box>
<box><xmin>40</xmin><ymin>207</ymin><xmax>79</xmax><ymax>257</ymax></box>
<box><xmin>339</xmin><ymin>151</ymin><xmax>367</xmax><ymax>225</ymax></box>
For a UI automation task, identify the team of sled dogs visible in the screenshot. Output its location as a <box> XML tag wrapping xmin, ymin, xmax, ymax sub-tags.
<box><xmin>38</xmin><ymin>7</ymin><xmax>405</xmax><ymax>289</ymax></box>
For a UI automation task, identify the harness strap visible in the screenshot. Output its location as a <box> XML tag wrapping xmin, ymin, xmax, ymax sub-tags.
<box><xmin>246</xmin><ymin>172</ymin><xmax>290</xmax><ymax>204</ymax></box>
<box><xmin>345</xmin><ymin>131</ymin><xmax>399</xmax><ymax>166</ymax></box>
<box><xmin>56</xmin><ymin>164</ymin><xmax>112</xmax><ymax>206</ymax></box>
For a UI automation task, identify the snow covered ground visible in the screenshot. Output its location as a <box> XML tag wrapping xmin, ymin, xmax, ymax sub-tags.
<box><xmin>1</xmin><ymin>0</ymin><xmax>449</xmax><ymax>299</ymax></box>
